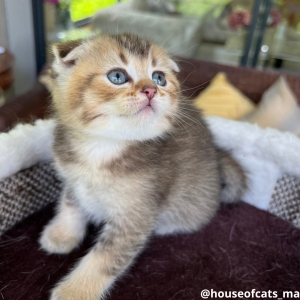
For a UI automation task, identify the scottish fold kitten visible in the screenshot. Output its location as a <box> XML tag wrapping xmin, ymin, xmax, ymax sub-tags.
<box><xmin>40</xmin><ymin>33</ymin><xmax>246</xmax><ymax>300</ymax></box>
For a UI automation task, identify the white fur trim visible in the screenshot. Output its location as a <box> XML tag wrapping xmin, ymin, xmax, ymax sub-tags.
<box><xmin>1</xmin><ymin>117</ymin><xmax>300</xmax><ymax>212</ymax></box>
<box><xmin>206</xmin><ymin>116</ymin><xmax>300</xmax><ymax>210</ymax></box>
<box><xmin>0</xmin><ymin>119</ymin><xmax>55</xmax><ymax>181</ymax></box>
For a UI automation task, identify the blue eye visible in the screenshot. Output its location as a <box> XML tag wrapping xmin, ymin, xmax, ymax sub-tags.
<box><xmin>107</xmin><ymin>70</ymin><xmax>128</xmax><ymax>85</ymax></box>
<box><xmin>152</xmin><ymin>72</ymin><xmax>166</xmax><ymax>86</ymax></box>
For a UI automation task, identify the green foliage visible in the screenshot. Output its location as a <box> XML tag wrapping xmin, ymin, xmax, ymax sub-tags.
<box><xmin>59</xmin><ymin>0</ymin><xmax>71</xmax><ymax>10</ymax></box>
<box><xmin>173</xmin><ymin>0</ymin><xmax>229</xmax><ymax>17</ymax></box>
<box><xmin>70</xmin><ymin>0</ymin><xmax>118</xmax><ymax>22</ymax></box>
<box><xmin>60</xmin><ymin>28</ymin><xmax>95</xmax><ymax>41</ymax></box>
<box><xmin>70</xmin><ymin>0</ymin><xmax>266</xmax><ymax>22</ymax></box>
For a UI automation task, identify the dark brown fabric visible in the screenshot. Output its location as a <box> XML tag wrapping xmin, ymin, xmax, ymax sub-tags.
<box><xmin>0</xmin><ymin>49</ymin><xmax>14</xmax><ymax>90</ymax></box>
<box><xmin>0</xmin><ymin>82</ymin><xmax>50</xmax><ymax>132</ymax></box>
<box><xmin>1</xmin><ymin>202</ymin><xmax>300</xmax><ymax>300</ymax></box>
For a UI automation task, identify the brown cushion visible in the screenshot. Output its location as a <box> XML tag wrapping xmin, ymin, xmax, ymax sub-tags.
<box><xmin>0</xmin><ymin>82</ymin><xmax>50</xmax><ymax>132</ymax></box>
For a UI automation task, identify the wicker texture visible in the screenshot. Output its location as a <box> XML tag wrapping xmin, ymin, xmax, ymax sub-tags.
<box><xmin>1</xmin><ymin>160</ymin><xmax>300</xmax><ymax>235</ymax></box>
<box><xmin>0</xmin><ymin>162</ymin><xmax>62</xmax><ymax>236</ymax></box>
<box><xmin>269</xmin><ymin>175</ymin><xmax>300</xmax><ymax>228</ymax></box>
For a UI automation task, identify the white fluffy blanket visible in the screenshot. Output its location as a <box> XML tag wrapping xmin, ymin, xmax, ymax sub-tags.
<box><xmin>1</xmin><ymin>117</ymin><xmax>300</xmax><ymax>211</ymax></box>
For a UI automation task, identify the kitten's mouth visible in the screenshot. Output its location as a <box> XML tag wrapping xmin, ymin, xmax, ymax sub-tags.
<box><xmin>136</xmin><ymin>104</ymin><xmax>153</xmax><ymax>114</ymax></box>
<box><xmin>118</xmin><ymin>99</ymin><xmax>156</xmax><ymax>117</ymax></box>
<box><xmin>134</xmin><ymin>99</ymin><xmax>155</xmax><ymax>116</ymax></box>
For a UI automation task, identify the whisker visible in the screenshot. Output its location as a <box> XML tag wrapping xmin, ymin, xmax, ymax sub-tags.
<box><xmin>172</xmin><ymin>80</ymin><xmax>210</xmax><ymax>96</ymax></box>
<box><xmin>177</xmin><ymin>111</ymin><xmax>208</xmax><ymax>138</ymax></box>
<box><xmin>165</xmin><ymin>32</ymin><xmax>202</xmax><ymax>52</ymax></box>
<box><xmin>171</xmin><ymin>43</ymin><xmax>201</xmax><ymax>57</ymax></box>
<box><xmin>116</xmin><ymin>15</ymin><xmax>120</xmax><ymax>35</ymax></box>
<box><xmin>177</xmin><ymin>115</ymin><xmax>202</xmax><ymax>138</ymax></box>
<box><xmin>179</xmin><ymin>111</ymin><xmax>206</xmax><ymax>129</ymax></box>
<box><xmin>180</xmin><ymin>98</ymin><xmax>200</xmax><ymax>103</ymax></box>
<box><xmin>174</xmin><ymin>58</ymin><xmax>197</xmax><ymax>71</ymax></box>
<box><xmin>181</xmin><ymin>106</ymin><xmax>201</xmax><ymax>113</ymax></box>
<box><xmin>180</xmin><ymin>80</ymin><xmax>211</xmax><ymax>93</ymax></box>
<box><xmin>170</xmin><ymin>113</ymin><xmax>189</xmax><ymax>136</ymax></box>
<box><xmin>160</xmin><ymin>27</ymin><xmax>178</xmax><ymax>48</ymax></box>
<box><xmin>175</xmin><ymin>85</ymin><xmax>209</xmax><ymax>101</ymax></box>
<box><xmin>183</xmin><ymin>87</ymin><xmax>207</xmax><ymax>99</ymax></box>
<box><xmin>179</xmin><ymin>102</ymin><xmax>198</xmax><ymax>107</ymax></box>
<box><xmin>168</xmin><ymin>130</ymin><xmax>180</xmax><ymax>146</ymax></box>
<box><xmin>179</xmin><ymin>70</ymin><xmax>198</xmax><ymax>86</ymax></box>
<box><xmin>174</xmin><ymin>115</ymin><xmax>192</xmax><ymax>138</ymax></box>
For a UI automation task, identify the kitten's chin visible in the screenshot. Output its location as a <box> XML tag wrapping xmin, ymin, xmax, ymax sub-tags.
<box><xmin>135</xmin><ymin>105</ymin><xmax>154</xmax><ymax>117</ymax></box>
<box><xmin>87</xmin><ymin>114</ymin><xmax>172</xmax><ymax>142</ymax></box>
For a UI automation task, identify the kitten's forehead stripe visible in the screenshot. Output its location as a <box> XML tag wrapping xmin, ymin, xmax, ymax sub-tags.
<box><xmin>119</xmin><ymin>52</ymin><xmax>128</xmax><ymax>65</ymax></box>
<box><xmin>112</xmin><ymin>33</ymin><xmax>151</xmax><ymax>57</ymax></box>
<box><xmin>152</xmin><ymin>57</ymin><xmax>157</xmax><ymax>67</ymax></box>
<box><xmin>70</xmin><ymin>73</ymin><xmax>99</xmax><ymax>109</ymax></box>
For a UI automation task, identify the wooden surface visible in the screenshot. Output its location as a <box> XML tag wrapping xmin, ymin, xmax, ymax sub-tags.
<box><xmin>0</xmin><ymin>48</ymin><xmax>14</xmax><ymax>90</ymax></box>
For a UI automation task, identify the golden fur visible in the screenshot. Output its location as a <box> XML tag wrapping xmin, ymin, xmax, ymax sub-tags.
<box><xmin>51</xmin><ymin>34</ymin><xmax>180</xmax><ymax>141</ymax></box>
<box><xmin>39</xmin><ymin>33</ymin><xmax>246</xmax><ymax>300</ymax></box>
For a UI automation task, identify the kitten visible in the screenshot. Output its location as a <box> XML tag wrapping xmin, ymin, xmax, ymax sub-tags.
<box><xmin>40</xmin><ymin>33</ymin><xmax>246</xmax><ymax>300</ymax></box>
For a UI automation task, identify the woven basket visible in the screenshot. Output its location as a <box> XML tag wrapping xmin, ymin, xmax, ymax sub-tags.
<box><xmin>0</xmin><ymin>162</ymin><xmax>62</xmax><ymax>236</ymax></box>
<box><xmin>1</xmin><ymin>160</ymin><xmax>300</xmax><ymax>236</ymax></box>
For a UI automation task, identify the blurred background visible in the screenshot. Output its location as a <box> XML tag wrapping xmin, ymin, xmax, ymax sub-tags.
<box><xmin>0</xmin><ymin>0</ymin><xmax>300</xmax><ymax>102</ymax></box>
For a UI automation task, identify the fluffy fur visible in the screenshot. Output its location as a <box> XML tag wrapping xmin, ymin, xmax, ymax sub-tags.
<box><xmin>3</xmin><ymin>116</ymin><xmax>300</xmax><ymax>212</ymax></box>
<box><xmin>0</xmin><ymin>119</ymin><xmax>55</xmax><ymax>181</ymax></box>
<box><xmin>8</xmin><ymin>34</ymin><xmax>246</xmax><ymax>300</ymax></box>
<box><xmin>206</xmin><ymin>116</ymin><xmax>300</xmax><ymax>209</ymax></box>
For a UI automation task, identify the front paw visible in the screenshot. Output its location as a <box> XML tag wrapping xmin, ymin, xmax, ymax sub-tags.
<box><xmin>50</xmin><ymin>250</ymin><xmax>113</xmax><ymax>300</ymax></box>
<box><xmin>39</xmin><ymin>223</ymin><xmax>80</xmax><ymax>254</ymax></box>
<box><xmin>50</xmin><ymin>279</ymin><xmax>101</xmax><ymax>300</ymax></box>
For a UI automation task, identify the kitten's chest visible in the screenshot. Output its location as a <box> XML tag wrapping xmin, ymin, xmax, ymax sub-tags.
<box><xmin>72</xmin><ymin>170</ymin><xmax>119</xmax><ymax>222</ymax></box>
<box><xmin>57</xmin><ymin>139</ymin><xmax>145</xmax><ymax>221</ymax></box>
<box><xmin>63</xmin><ymin>157</ymin><xmax>131</xmax><ymax>223</ymax></box>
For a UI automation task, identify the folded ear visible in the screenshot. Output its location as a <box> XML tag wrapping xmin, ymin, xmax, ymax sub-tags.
<box><xmin>52</xmin><ymin>39</ymin><xmax>86</xmax><ymax>70</ymax></box>
<box><xmin>169</xmin><ymin>58</ymin><xmax>180</xmax><ymax>73</ymax></box>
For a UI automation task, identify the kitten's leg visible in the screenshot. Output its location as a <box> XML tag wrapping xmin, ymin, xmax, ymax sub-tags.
<box><xmin>154</xmin><ymin>193</ymin><xmax>219</xmax><ymax>236</ymax></box>
<box><xmin>40</xmin><ymin>187</ymin><xmax>87</xmax><ymax>254</ymax></box>
<box><xmin>50</xmin><ymin>209</ymin><xmax>156</xmax><ymax>300</ymax></box>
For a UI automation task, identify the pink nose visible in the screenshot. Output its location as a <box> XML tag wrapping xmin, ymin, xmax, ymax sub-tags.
<box><xmin>143</xmin><ymin>87</ymin><xmax>156</xmax><ymax>100</ymax></box>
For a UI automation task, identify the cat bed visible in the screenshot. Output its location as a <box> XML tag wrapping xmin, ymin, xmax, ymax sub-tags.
<box><xmin>1</xmin><ymin>117</ymin><xmax>300</xmax><ymax>299</ymax></box>
<box><xmin>1</xmin><ymin>117</ymin><xmax>300</xmax><ymax>234</ymax></box>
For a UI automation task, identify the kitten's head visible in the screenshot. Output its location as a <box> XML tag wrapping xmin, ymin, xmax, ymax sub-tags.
<box><xmin>51</xmin><ymin>33</ymin><xmax>180</xmax><ymax>141</ymax></box>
